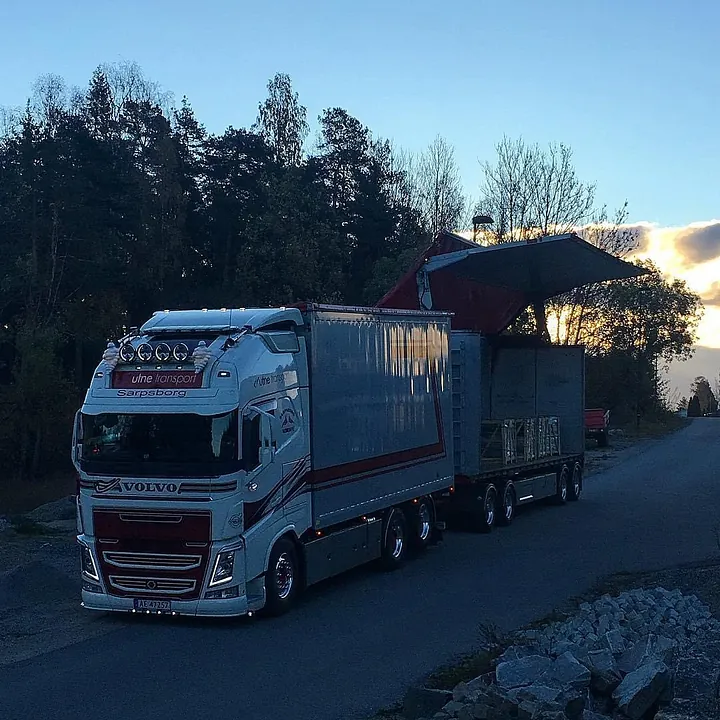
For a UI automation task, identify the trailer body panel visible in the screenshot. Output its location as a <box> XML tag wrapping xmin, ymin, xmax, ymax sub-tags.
<box><xmin>305</xmin><ymin>307</ymin><xmax>454</xmax><ymax>529</ymax></box>
<box><xmin>451</xmin><ymin>332</ymin><xmax>585</xmax><ymax>479</ymax></box>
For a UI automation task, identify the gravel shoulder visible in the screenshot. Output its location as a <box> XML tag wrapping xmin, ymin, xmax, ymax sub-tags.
<box><xmin>0</xmin><ymin>531</ymin><xmax>120</xmax><ymax>667</ymax></box>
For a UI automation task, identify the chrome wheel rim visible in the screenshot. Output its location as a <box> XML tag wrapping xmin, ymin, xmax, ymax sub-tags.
<box><xmin>275</xmin><ymin>553</ymin><xmax>294</xmax><ymax>600</ymax></box>
<box><xmin>418</xmin><ymin>503</ymin><xmax>432</xmax><ymax>541</ymax></box>
<box><xmin>560</xmin><ymin>473</ymin><xmax>568</xmax><ymax>501</ymax></box>
<box><xmin>390</xmin><ymin>516</ymin><xmax>404</xmax><ymax>558</ymax></box>
<box><xmin>504</xmin><ymin>489</ymin><xmax>514</xmax><ymax>520</ymax></box>
<box><xmin>485</xmin><ymin>493</ymin><xmax>495</xmax><ymax>525</ymax></box>
<box><xmin>573</xmin><ymin>466</ymin><xmax>582</xmax><ymax>495</ymax></box>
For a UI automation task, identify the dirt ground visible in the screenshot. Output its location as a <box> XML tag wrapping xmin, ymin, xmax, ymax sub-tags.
<box><xmin>0</xmin><ymin>532</ymin><xmax>118</xmax><ymax>667</ymax></box>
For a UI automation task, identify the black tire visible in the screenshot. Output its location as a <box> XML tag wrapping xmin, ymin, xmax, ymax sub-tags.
<box><xmin>496</xmin><ymin>481</ymin><xmax>517</xmax><ymax>527</ymax></box>
<box><xmin>264</xmin><ymin>537</ymin><xmax>300</xmax><ymax>616</ymax></box>
<box><xmin>554</xmin><ymin>465</ymin><xmax>570</xmax><ymax>505</ymax></box>
<box><xmin>568</xmin><ymin>462</ymin><xmax>583</xmax><ymax>501</ymax></box>
<box><xmin>410</xmin><ymin>497</ymin><xmax>435</xmax><ymax>551</ymax></box>
<box><xmin>475</xmin><ymin>484</ymin><xmax>497</xmax><ymax>533</ymax></box>
<box><xmin>380</xmin><ymin>508</ymin><xmax>408</xmax><ymax>570</ymax></box>
<box><xmin>597</xmin><ymin>430</ymin><xmax>608</xmax><ymax>448</ymax></box>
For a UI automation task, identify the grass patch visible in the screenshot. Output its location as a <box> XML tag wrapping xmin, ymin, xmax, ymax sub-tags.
<box><xmin>617</xmin><ymin>413</ymin><xmax>691</xmax><ymax>439</ymax></box>
<box><xmin>520</xmin><ymin>607</ymin><xmax>573</xmax><ymax>632</ymax></box>
<box><xmin>424</xmin><ymin>648</ymin><xmax>502</xmax><ymax>691</ymax></box>
<box><xmin>373</xmin><ymin>702</ymin><xmax>404</xmax><ymax>718</ymax></box>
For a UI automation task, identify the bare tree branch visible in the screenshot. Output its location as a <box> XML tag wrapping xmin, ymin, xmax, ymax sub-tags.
<box><xmin>416</xmin><ymin>135</ymin><xmax>466</xmax><ymax>235</ymax></box>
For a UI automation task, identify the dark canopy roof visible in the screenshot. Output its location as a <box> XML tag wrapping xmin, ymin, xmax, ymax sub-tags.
<box><xmin>422</xmin><ymin>232</ymin><xmax>646</xmax><ymax>299</ymax></box>
<box><xmin>377</xmin><ymin>231</ymin><xmax>648</xmax><ymax>334</ymax></box>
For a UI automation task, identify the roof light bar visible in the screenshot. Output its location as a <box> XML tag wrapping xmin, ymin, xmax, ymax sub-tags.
<box><xmin>155</xmin><ymin>342</ymin><xmax>171</xmax><ymax>362</ymax></box>
<box><xmin>172</xmin><ymin>343</ymin><xmax>189</xmax><ymax>361</ymax></box>
<box><xmin>119</xmin><ymin>343</ymin><xmax>136</xmax><ymax>363</ymax></box>
<box><xmin>137</xmin><ymin>343</ymin><xmax>153</xmax><ymax>362</ymax></box>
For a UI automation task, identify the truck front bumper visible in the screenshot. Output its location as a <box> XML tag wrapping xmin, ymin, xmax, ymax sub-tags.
<box><xmin>81</xmin><ymin>588</ymin><xmax>251</xmax><ymax>617</ymax></box>
<box><xmin>78</xmin><ymin>533</ymin><xmax>260</xmax><ymax>618</ymax></box>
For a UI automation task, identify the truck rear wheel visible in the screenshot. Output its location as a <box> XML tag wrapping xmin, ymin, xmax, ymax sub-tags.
<box><xmin>380</xmin><ymin>508</ymin><xmax>408</xmax><ymax>570</ymax></box>
<box><xmin>496</xmin><ymin>482</ymin><xmax>516</xmax><ymax>526</ymax></box>
<box><xmin>410</xmin><ymin>497</ymin><xmax>435</xmax><ymax>551</ymax></box>
<box><xmin>554</xmin><ymin>465</ymin><xmax>570</xmax><ymax>505</ymax></box>
<box><xmin>475</xmin><ymin>484</ymin><xmax>497</xmax><ymax>533</ymax></box>
<box><xmin>568</xmin><ymin>462</ymin><xmax>583</xmax><ymax>501</ymax></box>
<box><xmin>264</xmin><ymin>537</ymin><xmax>300</xmax><ymax>616</ymax></box>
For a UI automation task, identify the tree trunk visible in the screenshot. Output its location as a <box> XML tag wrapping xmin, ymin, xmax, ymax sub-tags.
<box><xmin>533</xmin><ymin>301</ymin><xmax>550</xmax><ymax>342</ymax></box>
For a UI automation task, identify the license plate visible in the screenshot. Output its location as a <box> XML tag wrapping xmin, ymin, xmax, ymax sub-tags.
<box><xmin>133</xmin><ymin>598</ymin><xmax>172</xmax><ymax>612</ymax></box>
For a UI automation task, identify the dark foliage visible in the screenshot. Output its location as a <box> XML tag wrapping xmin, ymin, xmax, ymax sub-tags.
<box><xmin>0</xmin><ymin>68</ymin><xmax>428</xmax><ymax>480</ymax></box>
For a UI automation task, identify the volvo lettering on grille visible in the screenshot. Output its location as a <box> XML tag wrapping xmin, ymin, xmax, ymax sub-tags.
<box><xmin>95</xmin><ymin>479</ymin><xmax>180</xmax><ymax>495</ymax></box>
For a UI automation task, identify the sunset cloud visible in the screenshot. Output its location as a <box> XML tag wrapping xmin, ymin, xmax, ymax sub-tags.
<box><xmin>700</xmin><ymin>282</ymin><xmax>720</xmax><ymax>307</ymax></box>
<box><xmin>455</xmin><ymin>219</ymin><xmax>720</xmax><ymax>347</ymax></box>
<box><xmin>673</xmin><ymin>222</ymin><xmax>720</xmax><ymax>266</ymax></box>
<box><xmin>620</xmin><ymin>220</ymin><xmax>720</xmax><ymax>348</ymax></box>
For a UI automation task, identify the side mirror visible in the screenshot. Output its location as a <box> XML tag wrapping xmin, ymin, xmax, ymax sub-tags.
<box><xmin>71</xmin><ymin>411</ymin><xmax>82</xmax><ymax>463</ymax></box>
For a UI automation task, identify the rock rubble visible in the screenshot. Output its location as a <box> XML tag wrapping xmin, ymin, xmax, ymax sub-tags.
<box><xmin>405</xmin><ymin>587</ymin><xmax>720</xmax><ymax>720</ymax></box>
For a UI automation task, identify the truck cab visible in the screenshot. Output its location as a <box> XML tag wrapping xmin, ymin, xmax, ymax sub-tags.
<box><xmin>73</xmin><ymin>307</ymin><xmax>312</xmax><ymax>617</ymax></box>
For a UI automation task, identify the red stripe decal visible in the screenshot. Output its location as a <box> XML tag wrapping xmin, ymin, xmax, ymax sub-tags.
<box><xmin>310</xmin><ymin>371</ymin><xmax>445</xmax><ymax>486</ymax></box>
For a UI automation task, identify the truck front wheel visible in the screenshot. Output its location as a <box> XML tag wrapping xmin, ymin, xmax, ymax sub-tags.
<box><xmin>264</xmin><ymin>538</ymin><xmax>300</xmax><ymax>616</ymax></box>
<box><xmin>380</xmin><ymin>508</ymin><xmax>408</xmax><ymax>570</ymax></box>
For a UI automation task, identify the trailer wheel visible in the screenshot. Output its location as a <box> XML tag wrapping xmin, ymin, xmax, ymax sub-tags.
<box><xmin>554</xmin><ymin>465</ymin><xmax>570</xmax><ymax>505</ymax></box>
<box><xmin>264</xmin><ymin>537</ymin><xmax>299</xmax><ymax>616</ymax></box>
<box><xmin>410</xmin><ymin>497</ymin><xmax>435</xmax><ymax>551</ymax></box>
<box><xmin>568</xmin><ymin>462</ymin><xmax>583</xmax><ymax>501</ymax></box>
<box><xmin>475</xmin><ymin>484</ymin><xmax>497</xmax><ymax>533</ymax></box>
<box><xmin>380</xmin><ymin>508</ymin><xmax>408</xmax><ymax>570</ymax></box>
<box><xmin>597</xmin><ymin>430</ymin><xmax>608</xmax><ymax>448</ymax></box>
<box><xmin>497</xmin><ymin>482</ymin><xmax>516</xmax><ymax>526</ymax></box>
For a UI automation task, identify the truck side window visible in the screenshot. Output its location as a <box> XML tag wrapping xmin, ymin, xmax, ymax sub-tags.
<box><xmin>242</xmin><ymin>414</ymin><xmax>261</xmax><ymax>471</ymax></box>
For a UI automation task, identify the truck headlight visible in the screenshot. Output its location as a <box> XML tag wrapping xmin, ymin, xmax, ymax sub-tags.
<box><xmin>209</xmin><ymin>550</ymin><xmax>235</xmax><ymax>587</ymax></box>
<box><xmin>81</xmin><ymin>544</ymin><xmax>99</xmax><ymax>581</ymax></box>
<box><xmin>76</xmin><ymin>496</ymin><xmax>84</xmax><ymax>534</ymax></box>
<box><xmin>205</xmin><ymin>585</ymin><xmax>239</xmax><ymax>600</ymax></box>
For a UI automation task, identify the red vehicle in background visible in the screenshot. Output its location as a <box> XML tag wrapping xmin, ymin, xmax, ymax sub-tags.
<box><xmin>585</xmin><ymin>408</ymin><xmax>610</xmax><ymax>447</ymax></box>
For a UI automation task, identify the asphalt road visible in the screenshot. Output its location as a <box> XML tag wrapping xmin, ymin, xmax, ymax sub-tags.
<box><xmin>2</xmin><ymin>419</ymin><xmax>719</xmax><ymax>720</ymax></box>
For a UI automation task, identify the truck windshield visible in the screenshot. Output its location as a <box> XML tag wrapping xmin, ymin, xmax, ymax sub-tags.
<box><xmin>79</xmin><ymin>411</ymin><xmax>240</xmax><ymax>478</ymax></box>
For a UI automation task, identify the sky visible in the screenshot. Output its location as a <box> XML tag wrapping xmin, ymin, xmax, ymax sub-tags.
<box><xmin>0</xmin><ymin>0</ymin><xmax>718</xmax><ymax>389</ymax></box>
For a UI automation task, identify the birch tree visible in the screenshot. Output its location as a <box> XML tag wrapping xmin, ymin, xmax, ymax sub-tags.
<box><xmin>253</xmin><ymin>73</ymin><xmax>308</xmax><ymax>167</ymax></box>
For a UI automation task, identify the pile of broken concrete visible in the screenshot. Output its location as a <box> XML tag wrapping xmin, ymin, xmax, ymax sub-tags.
<box><xmin>405</xmin><ymin>587</ymin><xmax>720</xmax><ymax>720</ymax></box>
<box><xmin>0</xmin><ymin>495</ymin><xmax>77</xmax><ymax>536</ymax></box>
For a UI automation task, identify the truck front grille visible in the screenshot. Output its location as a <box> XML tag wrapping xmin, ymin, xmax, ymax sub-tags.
<box><xmin>103</xmin><ymin>551</ymin><xmax>203</xmax><ymax>571</ymax></box>
<box><xmin>108</xmin><ymin>576</ymin><xmax>196</xmax><ymax>595</ymax></box>
<box><xmin>93</xmin><ymin>508</ymin><xmax>212</xmax><ymax>600</ymax></box>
